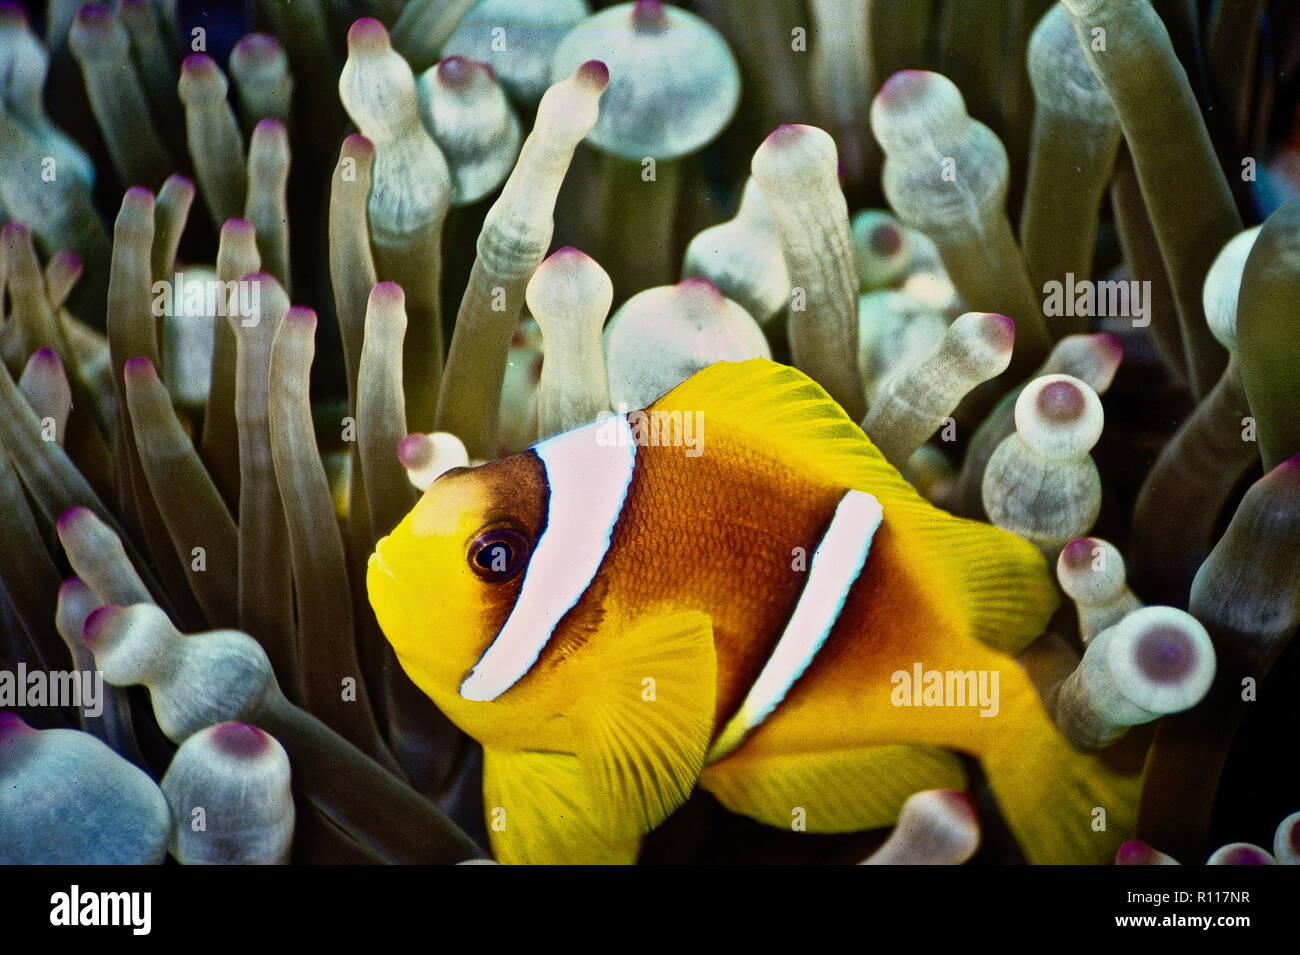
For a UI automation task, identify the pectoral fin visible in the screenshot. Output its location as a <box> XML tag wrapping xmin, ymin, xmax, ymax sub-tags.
<box><xmin>481</xmin><ymin>747</ymin><xmax>641</xmax><ymax>864</ymax></box>
<box><xmin>568</xmin><ymin>610</ymin><xmax>718</xmax><ymax>842</ymax></box>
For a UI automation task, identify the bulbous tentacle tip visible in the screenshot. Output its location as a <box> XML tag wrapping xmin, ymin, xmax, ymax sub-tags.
<box><xmin>1275</xmin><ymin>812</ymin><xmax>1300</xmax><ymax>863</ymax></box>
<box><xmin>221</xmin><ymin>217</ymin><xmax>255</xmax><ymax>239</ymax></box>
<box><xmin>1035</xmin><ymin>378</ymin><xmax>1088</xmax><ymax>423</ymax></box>
<box><xmin>74</xmin><ymin>4</ymin><xmax>112</xmax><ymax>30</ymax></box>
<box><xmin>868</xmin><ymin>221</ymin><xmax>904</xmax><ymax>257</ymax></box>
<box><xmin>1206</xmin><ymin>843</ymin><xmax>1277</xmax><ymax>865</ymax></box>
<box><xmin>28</xmin><ymin>347</ymin><xmax>62</xmax><ymax>368</ymax></box>
<box><xmin>1015</xmin><ymin>375</ymin><xmax>1105</xmax><ymax>456</ymax></box>
<box><xmin>1109</xmin><ymin>606</ymin><xmax>1215</xmax><ymax>713</ymax></box>
<box><xmin>49</xmin><ymin>248</ymin><xmax>83</xmax><ymax>272</ymax></box>
<box><xmin>764</xmin><ymin>123</ymin><xmax>809</xmax><ymax>147</ymax></box>
<box><xmin>210</xmin><ymin>721</ymin><xmax>273</xmax><ymax>759</ymax></box>
<box><xmin>753</xmin><ymin>125</ymin><xmax>839</xmax><ymax>190</ymax></box>
<box><xmin>862</xmin><ymin>788</ymin><xmax>981</xmax><ymax>865</ymax></box>
<box><xmin>253</xmin><ymin>117</ymin><xmax>288</xmax><ymax>139</ymax></box>
<box><xmin>1259</xmin><ymin>453</ymin><xmax>1300</xmax><ymax>492</ymax></box>
<box><xmin>0</xmin><ymin>710</ymin><xmax>33</xmax><ymax>742</ymax></box>
<box><xmin>1</xmin><ymin>220</ymin><xmax>31</xmax><ymax>241</ymax></box>
<box><xmin>675</xmin><ymin>275</ymin><xmax>726</xmax><ymax>304</ymax></box>
<box><xmin>436</xmin><ymin>56</ymin><xmax>480</xmax><ymax>89</ymax></box>
<box><xmin>163</xmin><ymin>720</ymin><xmax>293</xmax><ymax>864</ymax></box>
<box><xmin>56</xmin><ymin>577</ymin><xmax>96</xmax><ymax>629</ymax></box>
<box><xmin>122</xmin><ymin>355</ymin><xmax>156</xmax><ymax>379</ymax></box>
<box><xmin>396</xmin><ymin>432</ymin><xmax>434</xmax><ymax>470</ymax></box>
<box><xmin>180</xmin><ymin>51</ymin><xmax>215</xmax><ymax>75</ymax></box>
<box><xmin>178</xmin><ymin>52</ymin><xmax>227</xmax><ymax>102</ymax></box>
<box><xmin>575</xmin><ymin>60</ymin><xmax>610</xmax><ymax>92</ymax></box>
<box><xmin>1059</xmin><ymin>536</ymin><xmax>1099</xmax><ymax>573</ymax></box>
<box><xmin>1115</xmin><ymin>840</ymin><xmax>1179</xmax><ymax>865</ymax></box>
<box><xmin>934</xmin><ymin>789</ymin><xmax>976</xmax><ymax>820</ymax></box>
<box><xmin>120</xmin><ymin>186</ymin><xmax>155</xmax><ymax>213</ymax></box>
<box><xmin>875</xmin><ymin>69</ymin><xmax>935</xmax><ymax>109</ymax></box>
<box><xmin>631</xmin><ymin>0</ymin><xmax>670</xmax><ymax>32</ymax></box>
<box><xmin>369</xmin><ymin>280</ymin><xmax>405</xmax><ymax>306</ymax></box>
<box><xmin>977</xmin><ymin>312</ymin><xmax>1016</xmax><ymax>352</ymax></box>
<box><xmin>55</xmin><ymin>505</ymin><xmax>93</xmax><ymax>534</ymax></box>
<box><xmin>284</xmin><ymin>305</ymin><xmax>317</xmax><ymax>329</ymax></box>
<box><xmin>0</xmin><ymin>2</ymin><xmax>29</xmax><ymax>25</ymax></box>
<box><xmin>399</xmin><ymin>432</ymin><xmax>470</xmax><ymax>490</ymax></box>
<box><xmin>1095</xmin><ymin>332</ymin><xmax>1124</xmax><ymax>363</ymax></box>
<box><xmin>81</xmin><ymin>603</ymin><xmax>126</xmax><ymax>649</ymax></box>
<box><xmin>233</xmin><ymin>32</ymin><xmax>281</xmax><ymax>60</ymax></box>
<box><xmin>1056</xmin><ymin>538</ymin><xmax>1133</xmax><ymax>624</ymax></box>
<box><xmin>1133</xmin><ymin>624</ymin><xmax>1200</xmax><ymax>684</ymax></box>
<box><xmin>341</xmin><ymin>132</ymin><xmax>375</xmax><ymax>157</ymax></box>
<box><xmin>347</xmin><ymin>17</ymin><xmax>391</xmax><ymax>52</ymax></box>
<box><xmin>161</xmin><ymin>172</ymin><xmax>196</xmax><ymax>195</ymax></box>
<box><xmin>540</xmin><ymin>245</ymin><xmax>604</xmax><ymax>272</ymax></box>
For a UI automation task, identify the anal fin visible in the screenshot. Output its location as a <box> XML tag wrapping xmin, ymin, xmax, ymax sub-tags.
<box><xmin>699</xmin><ymin>744</ymin><xmax>967</xmax><ymax>833</ymax></box>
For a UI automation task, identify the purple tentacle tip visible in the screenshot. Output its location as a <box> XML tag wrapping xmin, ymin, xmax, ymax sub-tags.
<box><xmin>0</xmin><ymin>711</ymin><xmax>32</xmax><ymax>743</ymax></box>
<box><xmin>870</xmin><ymin>222</ymin><xmax>904</xmax><ymax>257</ymax></box>
<box><xmin>1036</xmin><ymin>379</ymin><xmax>1086</xmax><ymax>422</ymax></box>
<box><xmin>55</xmin><ymin>506</ymin><xmax>90</xmax><ymax>532</ymax></box>
<box><xmin>75</xmin><ymin>4</ymin><xmax>111</xmax><ymax>28</ymax></box>
<box><xmin>631</xmin><ymin>0</ymin><xmax>669</xmax><ymax>32</ymax></box>
<box><xmin>877</xmin><ymin>70</ymin><xmax>931</xmax><ymax>109</ymax></box>
<box><xmin>437</xmin><ymin>56</ymin><xmax>476</xmax><ymax>89</ymax></box>
<box><xmin>1209</xmin><ymin>843</ymin><xmax>1275</xmax><ymax>865</ymax></box>
<box><xmin>81</xmin><ymin>604</ymin><xmax>123</xmax><ymax>649</ymax></box>
<box><xmin>576</xmin><ymin>60</ymin><xmax>609</xmax><ymax>91</ymax></box>
<box><xmin>1134</xmin><ymin>626</ymin><xmax>1196</xmax><ymax>684</ymax></box>
<box><xmin>1115</xmin><ymin>840</ymin><xmax>1159</xmax><ymax>864</ymax></box>
<box><xmin>212</xmin><ymin>722</ymin><xmax>271</xmax><ymax>759</ymax></box>
<box><xmin>123</xmin><ymin>355</ymin><xmax>154</xmax><ymax>376</ymax></box>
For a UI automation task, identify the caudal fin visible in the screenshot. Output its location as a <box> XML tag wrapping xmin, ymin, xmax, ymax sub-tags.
<box><xmin>981</xmin><ymin>699</ymin><xmax>1143</xmax><ymax>864</ymax></box>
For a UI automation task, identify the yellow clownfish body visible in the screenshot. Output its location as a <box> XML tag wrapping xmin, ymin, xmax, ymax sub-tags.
<box><xmin>367</xmin><ymin>360</ymin><xmax>1140</xmax><ymax>864</ymax></box>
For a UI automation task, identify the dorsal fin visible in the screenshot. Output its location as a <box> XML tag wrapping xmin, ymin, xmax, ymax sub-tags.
<box><xmin>655</xmin><ymin>359</ymin><xmax>945</xmax><ymax>526</ymax></box>
<box><xmin>656</xmin><ymin>360</ymin><xmax>1058</xmax><ymax>652</ymax></box>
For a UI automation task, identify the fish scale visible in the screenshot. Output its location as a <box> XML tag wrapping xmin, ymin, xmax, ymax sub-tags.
<box><xmin>577</xmin><ymin>433</ymin><xmax>842</xmax><ymax>725</ymax></box>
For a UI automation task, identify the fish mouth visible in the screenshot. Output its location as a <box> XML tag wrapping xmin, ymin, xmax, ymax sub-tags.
<box><xmin>367</xmin><ymin>536</ymin><xmax>397</xmax><ymax>583</ymax></box>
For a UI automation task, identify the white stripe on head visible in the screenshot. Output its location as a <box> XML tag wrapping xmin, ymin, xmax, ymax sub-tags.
<box><xmin>459</xmin><ymin>416</ymin><xmax>636</xmax><ymax>702</ymax></box>
<box><xmin>707</xmin><ymin>490</ymin><xmax>883</xmax><ymax>762</ymax></box>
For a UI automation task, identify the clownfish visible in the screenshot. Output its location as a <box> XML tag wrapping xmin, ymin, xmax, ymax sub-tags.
<box><xmin>367</xmin><ymin>360</ymin><xmax>1141</xmax><ymax>864</ymax></box>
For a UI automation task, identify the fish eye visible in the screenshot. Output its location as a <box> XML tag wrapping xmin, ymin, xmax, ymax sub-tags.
<box><xmin>467</xmin><ymin>525</ymin><xmax>530</xmax><ymax>583</ymax></box>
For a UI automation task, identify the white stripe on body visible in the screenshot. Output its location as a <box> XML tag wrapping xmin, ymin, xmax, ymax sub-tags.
<box><xmin>459</xmin><ymin>417</ymin><xmax>637</xmax><ymax>702</ymax></box>
<box><xmin>706</xmin><ymin>490</ymin><xmax>884</xmax><ymax>762</ymax></box>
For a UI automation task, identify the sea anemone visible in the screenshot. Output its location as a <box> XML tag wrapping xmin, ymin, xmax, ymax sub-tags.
<box><xmin>1</xmin><ymin>0</ymin><xmax>1297</xmax><ymax>867</ymax></box>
